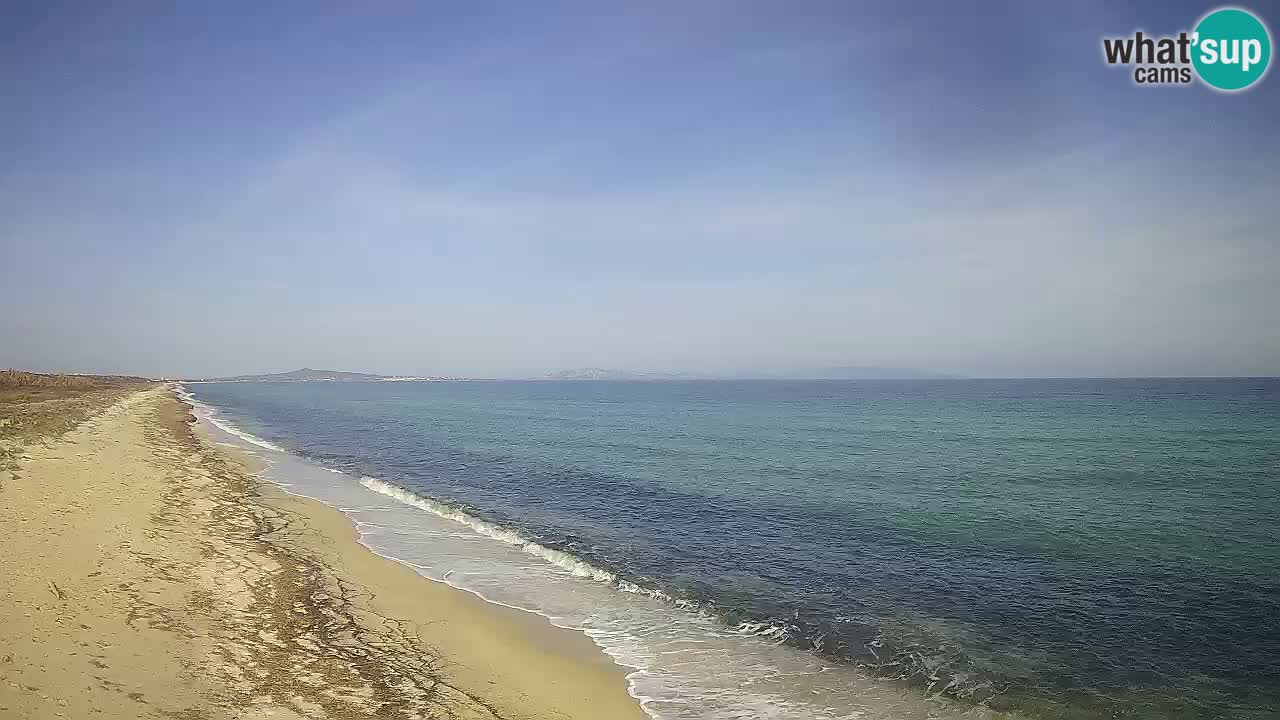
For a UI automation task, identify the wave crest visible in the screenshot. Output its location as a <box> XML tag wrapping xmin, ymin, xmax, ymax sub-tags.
<box><xmin>359</xmin><ymin>476</ymin><xmax>621</xmax><ymax>583</ymax></box>
<box><xmin>176</xmin><ymin>384</ymin><xmax>286</xmax><ymax>452</ymax></box>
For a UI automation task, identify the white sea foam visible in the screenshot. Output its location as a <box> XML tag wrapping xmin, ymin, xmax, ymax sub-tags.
<box><xmin>737</xmin><ymin>621</ymin><xmax>793</xmax><ymax>643</ymax></box>
<box><xmin>359</xmin><ymin>475</ymin><xmax>704</xmax><ymax>609</ymax></box>
<box><xmin>207</xmin><ymin>412</ymin><xmax>285</xmax><ymax>445</ymax></box>
<box><xmin>360</xmin><ymin>476</ymin><xmax>623</xmax><ymax>584</ymax></box>
<box><xmin>177</xmin><ymin>384</ymin><xmax>286</xmax><ymax>452</ymax></box>
<box><xmin>207</xmin><ymin>415</ymin><xmax>286</xmax><ymax>452</ymax></box>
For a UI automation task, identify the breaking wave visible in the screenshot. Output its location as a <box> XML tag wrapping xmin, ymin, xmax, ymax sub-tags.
<box><xmin>358</xmin><ymin>476</ymin><xmax>697</xmax><ymax>607</ymax></box>
<box><xmin>176</xmin><ymin>384</ymin><xmax>286</xmax><ymax>452</ymax></box>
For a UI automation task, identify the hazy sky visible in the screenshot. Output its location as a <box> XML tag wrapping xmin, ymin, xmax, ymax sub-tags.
<box><xmin>2</xmin><ymin>1</ymin><xmax>1278</xmax><ymax>378</ymax></box>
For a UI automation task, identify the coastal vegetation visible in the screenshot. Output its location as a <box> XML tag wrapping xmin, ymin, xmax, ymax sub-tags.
<box><xmin>0</xmin><ymin>369</ymin><xmax>153</xmax><ymax>476</ymax></box>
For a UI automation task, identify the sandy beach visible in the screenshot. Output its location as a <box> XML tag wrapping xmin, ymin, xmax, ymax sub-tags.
<box><xmin>0</xmin><ymin>385</ymin><xmax>648</xmax><ymax>719</ymax></box>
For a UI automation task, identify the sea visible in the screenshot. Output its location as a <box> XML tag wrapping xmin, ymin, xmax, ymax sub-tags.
<box><xmin>181</xmin><ymin>378</ymin><xmax>1280</xmax><ymax>720</ymax></box>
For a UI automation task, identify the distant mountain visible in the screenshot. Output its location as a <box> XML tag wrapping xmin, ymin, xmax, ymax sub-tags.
<box><xmin>197</xmin><ymin>368</ymin><xmax>384</xmax><ymax>382</ymax></box>
<box><xmin>193</xmin><ymin>368</ymin><xmax>453</xmax><ymax>382</ymax></box>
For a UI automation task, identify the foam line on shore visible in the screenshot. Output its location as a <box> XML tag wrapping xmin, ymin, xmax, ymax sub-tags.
<box><xmin>177</xmin><ymin>385</ymin><xmax>286</xmax><ymax>452</ymax></box>
<box><xmin>359</xmin><ymin>476</ymin><xmax>686</xmax><ymax>606</ymax></box>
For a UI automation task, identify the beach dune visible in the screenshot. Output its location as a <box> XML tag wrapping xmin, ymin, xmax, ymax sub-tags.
<box><xmin>0</xmin><ymin>386</ymin><xmax>648</xmax><ymax>719</ymax></box>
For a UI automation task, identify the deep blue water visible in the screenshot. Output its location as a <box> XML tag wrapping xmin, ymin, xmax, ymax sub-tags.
<box><xmin>187</xmin><ymin>378</ymin><xmax>1280</xmax><ymax>719</ymax></box>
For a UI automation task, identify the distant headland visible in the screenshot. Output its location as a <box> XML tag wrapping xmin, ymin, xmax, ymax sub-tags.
<box><xmin>185</xmin><ymin>368</ymin><xmax>456</xmax><ymax>383</ymax></box>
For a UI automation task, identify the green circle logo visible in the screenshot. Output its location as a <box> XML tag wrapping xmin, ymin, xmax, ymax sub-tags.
<box><xmin>1192</xmin><ymin>7</ymin><xmax>1272</xmax><ymax>91</ymax></box>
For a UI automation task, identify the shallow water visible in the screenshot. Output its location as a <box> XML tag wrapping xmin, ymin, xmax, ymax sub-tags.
<box><xmin>185</xmin><ymin>378</ymin><xmax>1280</xmax><ymax>719</ymax></box>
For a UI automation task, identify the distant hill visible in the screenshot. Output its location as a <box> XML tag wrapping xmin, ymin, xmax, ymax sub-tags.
<box><xmin>198</xmin><ymin>368</ymin><xmax>383</xmax><ymax>382</ymax></box>
<box><xmin>192</xmin><ymin>368</ymin><xmax>453</xmax><ymax>382</ymax></box>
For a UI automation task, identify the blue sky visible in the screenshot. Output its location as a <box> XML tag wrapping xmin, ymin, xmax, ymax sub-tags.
<box><xmin>2</xmin><ymin>1</ymin><xmax>1278</xmax><ymax>377</ymax></box>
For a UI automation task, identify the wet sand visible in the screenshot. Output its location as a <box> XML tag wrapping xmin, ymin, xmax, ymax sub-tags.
<box><xmin>0</xmin><ymin>386</ymin><xmax>648</xmax><ymax>719</ymax></box>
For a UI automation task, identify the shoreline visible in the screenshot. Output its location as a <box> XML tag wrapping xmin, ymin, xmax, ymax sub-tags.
<box><xmin>236</xmin><ymin>453</ymin><xmax>652</xmax><ymax>720</ymax></box>
<box><xmin>184</xmin><ymin>389</ymin><xmax>657</xmax><ymax>714</ymax></box>
<box><xmin>0</xmin><ymin>386</ymin><xmax>649</xmax><ymax>719</ymax></box>
<box><xmin>182</xmin><ymin>383</ymin><xmax>996</xmax><ymax>720</ymax></box>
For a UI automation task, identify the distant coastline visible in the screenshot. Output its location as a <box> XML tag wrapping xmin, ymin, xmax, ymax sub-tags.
<box><xmin>187</xmin><ymin>368</ymin><xmax>461</xmax><ymax>383</ymax></box>
<box><xmin>191</xmin><ymin>366</ymin><xmax>962</xmax><ymax>383</ymax></box>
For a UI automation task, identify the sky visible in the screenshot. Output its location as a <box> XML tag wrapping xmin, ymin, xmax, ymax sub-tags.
<box><xmin>2</xmin><ymin>1</ymin><xmax>1278</xmax><ymax>378</ymax></box>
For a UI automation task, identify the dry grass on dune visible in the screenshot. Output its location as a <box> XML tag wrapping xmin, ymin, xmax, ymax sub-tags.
<box><xmin>0</xmin><ymin>369</ymin><xmax>155</xmax><ymax>476</ymax></box>
<box><xmin>0</xmin><ymin>368</ymin><xmax>152</xmax><ymax>391</ymax></box>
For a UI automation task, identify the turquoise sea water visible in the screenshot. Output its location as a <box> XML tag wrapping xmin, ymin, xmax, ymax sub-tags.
<box><xmin>187</xmin><ymin>378</ymin><xmax>1280</xmax><ymax>719</ymax></box>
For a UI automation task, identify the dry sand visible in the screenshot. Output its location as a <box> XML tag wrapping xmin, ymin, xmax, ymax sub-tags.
<box><xmin>0</xmin><ymin>387</ymin><xmax>649</xmax><ymax>719</ymax></box>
